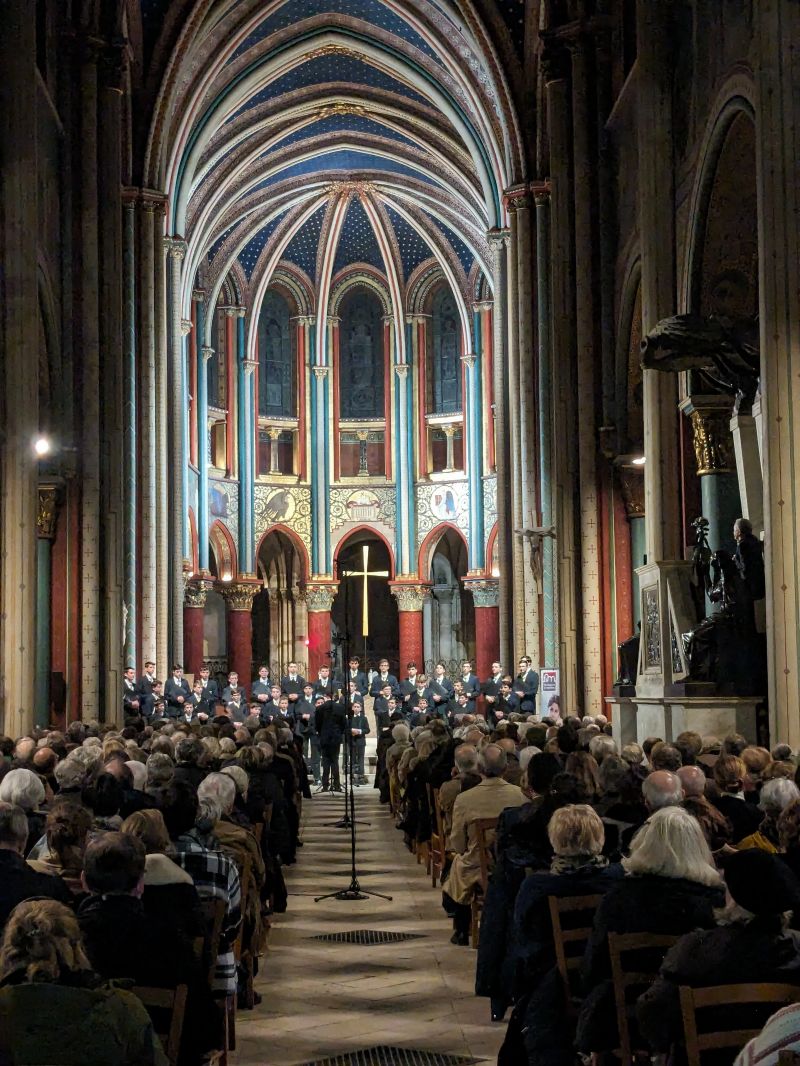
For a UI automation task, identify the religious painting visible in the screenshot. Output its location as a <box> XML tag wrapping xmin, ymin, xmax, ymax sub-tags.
<box><xmin>339</xmin><ymin>289</ymin><xmax>385</xmax><ymax>419</ymax></box>
<box><xmin>345</xmin><ymin>489</ymin><xmax>380</xmax><ymax>522</ymax></box>
<box><xmin>254</xmin><ymin>485</ymin><xmax>312</xmax><ymax>550</ymax></box>
<box><xmin>431</xmin><ymin>487</ymin><xmax>458</xmax><ymax>521</ymax></box>
<box><xmin>329</xmin><ymin>486</ymin><xmax>397</xmax><ymax>532</ymax></box>
<box><xmin>263</xmin><ymin>487</ymin><xmax>296</xmax><ymax>524</ymax></box>
<box><xmin>416</xmin><ymin>480</ymin><xmax>470</xmax><ymax>545</ymax></box>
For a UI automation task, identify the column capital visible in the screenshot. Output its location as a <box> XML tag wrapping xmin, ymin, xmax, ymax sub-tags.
<box><xmin>305</xmin><ymin>583</ymin><xmax>338</xmax><ymax>612</ymax></box>
<box><xmin>487</xmin><ymin>227</ymin><xmax>511</xmax><ymax>250</ymax></box>
<box><xmin>461</xmin><ymin>352</ymin><xmax>477</xmax><ymax>369</ymax></box>
<box><xmin>200</xmin><ymin>346</ymin><xmax>214</xmax><ymax>362</ymax></box>
<box><xmin>472</xmin><ymin>300</ymin><xmax>494</xmax><ymax>312</ymax></box>
<box><xmin>192</xmin><ymin>289</ymin><xmax>206</xmax><ymax>303</ymax></box>
<box><xmin>327</xmin><ymin>315</ymin><xmax>341</xmax><ymax>326</ymax></box>
<box><xmin>180</xmin><ymin>319</ymin><xmax>193</xmax><ymax>336</ymax></box>
<box><xmin>164</xmin><ymin>236</ymin><xmax>187</xmax><ymax>260</ymax></box>
<box><xmin>293</xmin><ymin>314</ymin><xmax>315</xmax><ymax>326</ymax></box>
<box><xmin>463</xmin><ymin>577</ymin><xmax>500</xmax><ymax>608</ymax></box>
<box><xmin>615</xmin><ymin>461</ymin><xmax>646</xmax><ymax>519</ymax></box>
<box><xmin>36</xmin><ymin>485</ymin><xmax>60</xmax><ymax>540</ymax></box>
<box><xmin>222</xmin><ymin>581</ymin><xmax>259</xmax><ymax>612</ymax></box>
<box><xmin>679</xmin><ymin>395</ymin><xmax>735</xmax><ymax>475</ymax></box>
<box><xmin>503</xmin><ymin>183</ymin><xmax>532</xmax><ymax>211</ymax></box>
<box><xmin>389</xmin><ymin>582</ymin><xmax>431</xmax><ymax>612</ymax></box>
<box><xmin>312</xmin><ymin>365</ymin><xmax>330</xmax><ymax>380</ymax></box>
<box><xmin>243</xmin><ymin>359</ymin><xmax>258</xmax><ymax>377</ymax></box>
<box><xmin>184</xmin><ymin>578</ymin><xmax>214</xmax><ymax>609</ymax></box>
<box><xmin>394</xmin><ymin>364</ymin><xmax>409</xmax><ymax>380</ymax></box>
<box><xmin>532</xmin><ymin>180</ymin><xmax>552</xmax><ymax>206</ymax></box>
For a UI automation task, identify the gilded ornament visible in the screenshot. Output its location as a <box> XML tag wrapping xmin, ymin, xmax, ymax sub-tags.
<box><xmin>222</xmin><ymin>582</ymin><xmax>259</xmax><ymax>612</ymax></box>
<box><xmin>390</xmin><ymin>584</ymin><xmax>429</xmax><ymax>612</ymax></box>
<box><xmin>184</xmin><ymin>579</ymin><xmax>214</xmax><ymax>609</ymax></box>
<box><xmin>305</xmin><ymin>583</ymin><xmax>338</xmax><ymax>612</ymax></box>
<box><xmin>36</xmin><ymin>486</ymin><xmax>59</xmax><ymax>540</ymax></box>
<box><xmin>690</xmin><ymin>409</ymin><xmax>733</xmax><ymax>475</ymax></box>
<box><xmin>464</xmin><ymin>579</ymin><xmax>500</xmax><ymax>608</ymax></box>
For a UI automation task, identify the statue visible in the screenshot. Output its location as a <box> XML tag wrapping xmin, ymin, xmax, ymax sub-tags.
<box><xmin>613</xmin><ymin>623</ymin><xmax>641</xmax><ymax>697</ymax></box>
<box><xmin>641</xmin><ymin>313</ymin><xmax>760</xmax><ymax>413</ymax></box>
<box><xmin>689</xmin><ymin>516</ymin><xmax>712</xmax><ymax>623</ymax></box>
<box><xmin>515</xmin><ymin>525</ymin><xmax>556</xmax><ymax>594</ymax></box>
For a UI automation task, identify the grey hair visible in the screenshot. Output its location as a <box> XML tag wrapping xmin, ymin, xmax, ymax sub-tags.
<box><xmin>589</xmin><ymin>735</ymin><xmax>618</xmax><ymax>763</ymax></box>
<box><xmin>621</xmin><ymin>743</ymin><xmax>644</xmax><ymax>766</ymax></box>
<box><xmin>734</xmin><ymin>517</ymin><xmax>753</xmax><ymax>536</ymax></box>
<box><xmin>623</xmin><ymin>807</ymin><xmax>722</xmax><ymax>887</ymax></box>
<box><xmin>0</xmin><ymin>803</ymin><xmax>28</xmax><ymax>849</ymax></box>
<box><xmin>127</xmin><ymin>761</ymin><xmax>147</xmax><ymax>791</ymax></box>
<box><xmin>53</xmin><ymin>758</ymin><xmax>85</xmax><ymax>791</ymax></box>
<box><xmin>454</xmin><ymin>744</ymin><xmax>478</xmax><ymax>774</ymax></box>
<box><xmin>642</xmin><ymin>771</ymin><xmax>684</xmax><ymax>811</ymax></box>
<box><xmin>0</xmin><ymin>768</ymin><xmax>45</xmax><ymax>811</ymax></box>
<box><xmin>518</xmin><ymin>746</ymin><xmax>541</xmax><ymax>773</ymax></box>
<box><xmin>391</xmin><ymin>723</ymin><xmax>410</xmax><ymax>743</ymax></box>
<box><xmin>221</xmin><ymin>765</ymin><xmax>248</xmax><ymax>797</ymax></box>
<box><xmin>759</xmin><ymin>777</ymin><xmax>800</xmax><ymax>813</ymax></box>
<box><xmin>145</xmin><ymin>752</ymin><xmax>174</xmax><ymax>789</ymax></box>
<box><xmin>195</xmin><ymin>796</ymin><xmax>222</xmax><ymax>832</ymax></box>
<box><xmin>478</xmin><ymin>744</ymin><xmax>507</xmax><ymax>778</ymax></box>
<box><xmin>198</xmin><ymin>772</ymin><xmax>236</xmax><ymax>813</ymax></box>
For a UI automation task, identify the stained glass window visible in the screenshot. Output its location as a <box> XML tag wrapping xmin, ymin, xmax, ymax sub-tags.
<box><xmin>257</xmin><ymin>290</ymin><xmax>295</xmax><ymax>418</ymax></box>
<box><xmin>339</xmin><ymin>289</ymin><xmax>384</xmax><ymax>419</ymax></box>
<box><xmin>431</xmin><ymin>285</ymin><xmax>462</xmax><ymax>414</ymax></box>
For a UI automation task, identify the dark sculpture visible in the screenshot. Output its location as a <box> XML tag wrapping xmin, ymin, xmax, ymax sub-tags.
<box><xmin>641</xmin><ymin>313</ymin><xmax>760</xmax><ymax>413</ymax></box>
<box><xmin>689</xmin><ymin>516</ymin><xmax>712</xmax><ymax>622</ymax></box>
<box><xmin>613</xmin><ymin>623</ymin><xmax>641</xmax><ymax>697</ymax></box>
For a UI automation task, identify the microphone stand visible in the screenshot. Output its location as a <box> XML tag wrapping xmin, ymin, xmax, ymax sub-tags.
<box><xmin>314</xmin><ymin>558</ymin><xmax>392</xmax><ymax>903</ymax></box>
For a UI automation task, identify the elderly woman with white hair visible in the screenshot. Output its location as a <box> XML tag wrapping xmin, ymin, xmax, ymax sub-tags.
<box><xmin>0</xmin><ymin>768</ymin><xmax>46</xmax><ymax>856</ymax></box>
<box><xmin>574</xmin><ymin>807</ymin><xmax>725</xmax><ymax>1056</ymax></box>
<box><xmin>736</xmin><ymin>777</ymin><xmax>800</xmax><ymax>853</ymax></box>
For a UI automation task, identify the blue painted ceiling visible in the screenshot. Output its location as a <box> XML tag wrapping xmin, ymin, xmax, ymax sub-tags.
<box><xmin>271</xmin><ymin>113</ymin><xmax>418</xmax><ymax>152</ymax></box>
<box><xmin>249</xmin><ymin>149</ymin><xmax>443</xmax><ymax>191</ymax></box>
<box><xmin>430</xmin><ymin>215</ymin><xmax>474</xmax><ymax>274</ymax></box>
<box><xmin>281</xmin><ymin>202</ymin><xmax>327</xmax><ymax>279</ymax></box>
<box><xmin>238</xmin><ymin>211</ymin><xmax>288</xmax><ymax>279</ymax></box>
<box><xmin>383</xmin><ymin>203</ymin><xmax>434</xmax><ymax>280</ymax></box>
<box><xmin>333</xmin><ymin>197</ymin><xmax>385</xmax><ymax>275</ymax></box>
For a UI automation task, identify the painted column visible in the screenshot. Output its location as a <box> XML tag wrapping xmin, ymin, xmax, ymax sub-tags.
<box><xmin>535</xmin><ymin>184</ymin><xmax>558</xmax><ymax>668</ymax></box>
<box><xmin>390</xmin><ymin>584</ymin><xmax>429</xmax><ymax>672</ymax></box>
<box><xmin>305</xmin><ymin>583</ymin><xmax>338</xmax><ymax>677</ymax></box>
<box><xmin>223</xmin><ymin>582</ymin><xmax>258</xmax><ymax>684</ymax></box>
<box><xmin>310</xmin><ymin>364</ymin><xmax>330</xmax><ymax>576</ymax></box>
<box><xmin>35</xmin><ymin>487</ymin><xmax>59</xmax><ymax>727</ymax></box>
<box><xmin>680</xmin><ymin>398</ymin><xmax>741</xmax><ymax>555</ymax></box>
<box><xmin>487</xmin><ymin>229</ymin><xmax>513</xmax><ymax>665</ymax></box>
<box><xmin>139</xmin><ymin>199</ymin><xmax>158</xmax><ymax>664</ymax></box>
<box><xmin>433</xmin><ymin>587</ymin><xmax>455</xmax><ymax>665</ymax></box>
<box><xmin>183</xmin><ymin>579</ymin><xmax>213</xmax><ymax>677</ymax></box>
<box><xmin>153</xmin><ymin>202</ymin><xmax>170</xmax><ymax>675</ymax></box>
<box><xmin>394</xmin><ymin>360</ymin><xmax>415</xmax><ymax>578</ymax></box>
<box><xmin>235</xmin><ymin>308</ymin><xmax>255</xmax><ymax>575</ymax></box>
<box><xmin>165</xmin><ymin>238</ymin><xmax>188</xmax><ymax>662</ymax></box>
<box><xmin>463</xmin><ymin>340</ymin><xmax>484</xmax><ymax>572</ymax></box>
<box><xmin>196</xmin><ymin>293</ymin><xmax>212</xmax><ymax>574</ymax></box>
<box><xmin>464</xmin><ymin>579</ymin><xmax>501</xmax><ymax>679</ymax></box>
<box><xmin>122</xmin><ymin>196</ymin><xmax>137</xmax><ymax>669</ymax></box>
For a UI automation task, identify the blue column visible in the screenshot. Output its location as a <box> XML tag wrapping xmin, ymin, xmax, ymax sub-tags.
<box><xmin>122</xmin><ymin>198</ymin><xmax>137</xmax><ymax>666</ymax></box>
<box><xmin>467</xmin><ymin>311</ymin><xmax>485</xmax><ymax>571</ymax></box>
<box><xmin>309</xmin><ymin>319</ymin><xmax>330</xmax><ymax>576</ymax></box>
<box><xmin>536</xmin><ymin>190</ymin><xmax>557</xmax><ymax>667</ymax></box>
<box><xmin>236</xmin><ymin>309</ymin><xmax>255</xmax><ymax>574</ymax></box>
<box><xmin>196</xmin><ymin>298</ymin><xmax>211</xmax><ymax>573</ymax></box>
<box><xmin>630</xmin><ymin>514</ymin><xmax>646</xmax><ymax>629</ymax></box>
<box><xmin>393</xmin><ymin>360</ymin><xmax>413</xmax><ymax>575</ymax></box>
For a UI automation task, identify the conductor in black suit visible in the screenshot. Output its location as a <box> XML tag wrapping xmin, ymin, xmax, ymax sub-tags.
<box><xmin>164</xmin><ymin>665</ymin><xmax>191</xmax><ymax>718</ymax></box>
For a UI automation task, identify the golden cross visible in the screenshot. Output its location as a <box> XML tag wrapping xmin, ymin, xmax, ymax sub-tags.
<box><xmin>342</xmin><ymin>544</ymin><xmax>389</xmax><ymax>636</ymax></box>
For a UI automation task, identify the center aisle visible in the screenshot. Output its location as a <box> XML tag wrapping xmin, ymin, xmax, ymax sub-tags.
<box><xmin>233</xmin><ymin>786</ymin><xmax>505</xmax><ymax>1065</ymax></box>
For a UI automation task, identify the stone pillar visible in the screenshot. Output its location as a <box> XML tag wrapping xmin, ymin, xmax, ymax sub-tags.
<box><xmin>637</xmin><ymin>0</ymin><xmax>681</xmax><ymax>562</ymax></box>
<box><xmin>122</xmin><ymin>196</ymin><xmax>137</xmax><ymax>669</ymax></box>
<box><xmin>310</xmin><ymin>364</ymin><xmax>330</xmax><ymax>576</ymax></box>
<box><xmin>464</xmin><ymin>579</ymin><xmax>500</xmax><ymax>679</ymax></box>
<box><xmin>196</xmin><ymin>297</ymin><xmax>211</xmax><ymax>574</ymax></box>
<box><xmin>223</xmin><ymin>582</ymin><xmax>258</xmax><ymax>685</ymax></box>
<box><xmin>394</xmin><ymin>361</ymin><xmax>415</xmax><ymax>576</ymax></box>
<box><xmin>464</xmin><ymin>342</ymin><xmax>484</xmax><ymax>569</ymax></box>
<box><xmin>154</xmin><ymin>202</ymin><xmax>170</xmax><ymax>675</ymax></box>
<box><xmin>183</xmin><ymin>579</ymin><xmax>213</xmax><ymax>677</ymax></box>
<box><xmin>755</xmin><ymin>0</ymin><xmax>800</xmax><ymax>743</ymax></box>
<box><xmin>138</xmin><ymin>198</ymin><xmax>158</xmax><ymax>664</ymax></box>
<box><xmin>433</xmin><ymin>587</ymin><xmax>455</xmax><ymax>665</ymax></box>
<box><xmin>487</xmin><ymin>229</ymin><xmax>513</xmax><ymax>665</ymax></box>
<box><xmin>618</xmin><ymin>462</ymin><xmax>646</xmax><ymax>630</ymax></box>
<box><xmin>390</xmin><ymin>584</ymin><xmax>429</xmax><ymax>671</ymax></box>
<box><xmin>305</xmin><ymin>583</ymin><xmax>337</xmax><ymax>677</ymax></box>
<box><xmin>165</xmin><ymin>238</ymin><xmax>188</xmax><ymax>662</ymax></box>
<box><xmin>0</xmin><ymin>0</ymin><xmax>38</xmax><ymax>735</ymax></box>
<box><xmin>236</xmin><ymin>309</ymin><xmax>255</xmax><ymax>575</ymax></box>
<box><xmin>534</xmin><ymin>184</ymin><xmax>558</xmax><ymax>668</ymax></box>
<box><xmin>422</xmin><ymin>591</ymin><xmax>434</xmax><ymax>671</ymax></box>
<box><xmin>35</xmin><ymin>487</ymin><xmax>59</xmax><ymax>727</ymax></box>
<box><xmin>680</xmin><ymin>396</ymin><xmax>741</xmax><ymax>554</ymax></box>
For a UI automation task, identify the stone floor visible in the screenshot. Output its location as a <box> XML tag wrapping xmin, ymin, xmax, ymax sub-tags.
<box><xmin>233</xmin><ymin>783</ymin><xmax>504</xmax><ymax>1065</ymax></box>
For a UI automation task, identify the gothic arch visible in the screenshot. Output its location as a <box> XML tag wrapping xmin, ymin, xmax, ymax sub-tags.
<box><xmin>334</xmin><ymin>524</ymin><xmax>396</xmax><ymax>580</ymax></box>
<box><xmin>615</xmin><ymin>256</ymin><xmax>643</xmax><ymax>453</ymax></box>
<box><xmin>329</xmin><ymin>269</ymin><xmax>392</xmax><ymax>319</ymax></box>
<box><xmin>417</xmin><ymin>522</ymin><xmax>469</xmax><ymax>579</ymax></box>
<box><xmin>255</xmin><ymin>523</ymin><xmax>309</xmax><ymax>583</ymax></box>
<box><xmin>209</xmin><ymin>519</ymin><xmax>237</xmax><ymax>580</ymax></box>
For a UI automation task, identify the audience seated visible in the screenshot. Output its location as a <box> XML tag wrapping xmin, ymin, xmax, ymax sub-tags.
<box><xmin>0</xmin><ymin>804</ymin><xmax>71</xmax><ymax>926</ymax></box>
<box><xmin>0</xmin><ymin>768</ymin><xmax>47</xmax><ymax>855</ymax></box>
<box><xmin>27</xmin><ymin>801</ymin><xmax>92</xmax><ymax>895</ymax></box>
<box><xmin>737</xmin><ymin>778</ymin><xmax>800</xmax><ymax>853</ymax></box>
<box><xmin>711</xmin><ymin>754</ymin><xmax>764</xmax><ymax>843</ymax></box>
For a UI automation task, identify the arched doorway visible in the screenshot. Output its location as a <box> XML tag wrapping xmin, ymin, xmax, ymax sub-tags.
<box><xmin>254</xmin><ymin>530</ymin><xmax>306</xmax><ymax>676</ymax></box>
<box><xmin>332</xmin><ymin>531</ymin><xmax>398</xmax><ymax>675</ymax></box>
<box><xmin>425</xmin><ymin>527</ymin><xmax>474</xmax><ymax>674</ymax></box>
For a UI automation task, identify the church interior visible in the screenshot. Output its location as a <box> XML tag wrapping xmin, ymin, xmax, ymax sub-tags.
<box><xmin>3</xmin><ymin>0</ymin><xmax>800</xmax><ymax>1064</ymax></box>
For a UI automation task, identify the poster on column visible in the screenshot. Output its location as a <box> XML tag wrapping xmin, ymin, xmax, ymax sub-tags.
<box><xmin>541</xmin><ymin>669</ymin><xmax>560</xmax><ymax>700</ymax></box>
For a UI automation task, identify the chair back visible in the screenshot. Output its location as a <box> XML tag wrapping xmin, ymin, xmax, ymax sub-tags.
<box><xmin>680</xmin><ymin>983</ymin><xmax>800</xmax><ymax>1066</ymax></box>
<box><xmin>200</xmin><ymin>897</ymin><xmax>227</xmax><ymax>988</ymax></box>
<box><xmin>608</xmin><ymin>932</ymin><xmax>680</xmax><ymax>1065</ymax></box>
<box><xmin>428</xmin><ymin>784</ymin><xmax>446</xmax><ymax>887</ymax></box>
<box><xmin>133</xmin><ymin>984</ymin><xmax>188</xmax><ymax>1066</ymax></box>
<box><xmin>474</xmin><ymin>817</ymin><xmax>498</xmax><ymax>895</ymax></box>
<box><xmin>548</xmin><ymin>893</ymin><xmax>603</xmax><ymax>1001</ymax></box>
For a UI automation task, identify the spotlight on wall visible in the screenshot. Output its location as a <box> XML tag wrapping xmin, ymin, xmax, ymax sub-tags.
<box><xmin>631</xmin><ymin>455</ymin><xmax>646</xmax><ymax>466</ymax></box>
<box><xmin>221</xmin><ymin>573</ymin><xmax>232</xmax><ymax>582</ymax></box>
<box><xmin>34</xmin><ymin>436</ymin><xmax>52</xmax><ymax>457</ymax></box>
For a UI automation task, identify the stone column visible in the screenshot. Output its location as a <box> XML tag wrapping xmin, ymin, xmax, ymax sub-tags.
<box><xmin>680</xmin><ymin>397</ymin><xmax>741</xmax><ymax>554</ymax></box>
<box><xmin>618</xmin><ymin>462</ymin><xmax>646</xmax><ymax>630</ymax></box>
<box><xmin>153</xmin><ymin>200</ymin><xmax>170</xmax><ymax>675</ymax></box>
<box><xmin>305</xmin><ymin>583</ymin><xmax>338</xmax><ymax>676</ymax></box>
<box><xmin>138</xmin><ymin>198</ymin><xmax>158</xmax><ymax>664</ymax></box>
<box><xmin>197</xmin><ymin>334</ymin><xmax>213</xmax><ymax>574</ymax></box>
<box><xmin>637</xmin><ymin>0</ymin><xmax>681</xmax><ymax>562</ymax></box>
<box><xmin>165</xmin><ymin>238</ymin><xmax>189</xmax><ymax>662</ymax></box>
<box><xmin>236</xmin><ymin>309</ymin><xmax>256</xmax><ymax>574</ymax></box>
<box><xmin>223</xmin><ymin>582</ymin><xmax>258</xmax><ymax>685</ymax></box>
<box><xmin>390</xmin><ymin>584</ymin><xmax>429</xmax><ymax>671</ymax></box>
<box><xmin>433</xmin><ymin>587</ymin><xmax>455</xmax><ymax>665</ymax></box>
<box><xmin>0</xmin><ymin>0</ymin><xmax>38</xmax><ymax>735</ymax></box>
<box><xmin>35</xmin><ymin>487</ymin><xmax>60</xmax><ymax>727</ymax></box>
<box><xmin>487</xmin><ymin>229</ymin><xmax>513</xmax><ymax>665</ymax></box>
<box><xmin>183</xmin><ymin>579</ymin><xmax>213</xmax><ymax>677</ymax></box>
<box><xmin>755</xmin><ymin>0</ymin><xmax>800</xmax><ymax>742</ymax></box>
<box><xmin>463</xmin><ymin>344</ymin><xmax>484</xmax><ymax>570</ymax></box>
<box><xmin>122</xmin><ymin>195</ymin><xmax>137</xmax><ymax>669</ymax></box>
<box><xmin>464</xmin><ymin>579</ymin><xmax>501</xmax><ymax>679</ymax></box>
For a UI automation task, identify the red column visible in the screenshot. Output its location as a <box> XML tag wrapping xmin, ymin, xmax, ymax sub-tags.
<box><xmin>223</xmin><ymin>583</ymin><xmax>257</xmax><ymax>684</ymax></box>
<box><xmin>465</xmin><ymin>579</ymin><xmax>500</xmax><ymax>679</ymax></box>
<box><xmin>390</xmin><ymin>584</ymin><xmax>429</xmax><ymax>674</ymax></box>
<box><xmin>305</xmin><ymin>584</ymin><xmax>337</xmax><ymax>677</ymax></box>
<box><xmin>183</xmin><ymin>606</ymin><xmax>204</xmax><ymax>677</ymax></box>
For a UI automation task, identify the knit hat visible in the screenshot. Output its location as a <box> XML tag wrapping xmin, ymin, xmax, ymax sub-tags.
<box><xmin>724</xmin><ymin>849</ymin><xmax>800</xmax><ymax>915</ymax></box>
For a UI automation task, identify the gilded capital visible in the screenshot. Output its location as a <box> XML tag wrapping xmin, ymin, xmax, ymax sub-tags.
<box><xmin>222</xmin><ymin>582</ymin><xmax>259</xmax><ymax>612</ymax></box>
<box><xmin>243</xmin><ymin>359</ymin><xmax>258</xmax><ymax>377</ymax></box>
<box><xmin>180</xmin><ymin>319</ymin><xmax>193</xmax><ymax>336</ymax></box>
<box><xmin>312</xmin><ymin>366</ymin><xmax>330</xmax><ymax>380</ymax></box>
<box><xmin>184</xmin><ymin>578</ymin><xmax>214</xmax><ymax>609</ymax></box>
<box><xmin>689</xmin><ymin>408</ymin><xmax>733</xmax><ymax>475</ymax></box>
<box><xmin>618</xmin><ymin>465</ymin><xmax>645</xmax><ymax>519</ymax></box>
<box><xmin>463</xmin><ymin>578</ymin><xmax>500</xmax><ymax>608</ymax></box>
<box><xmin>36</xmin><ymin>486</ymin><xmax>59</xmax><ymax>540</ymax></box>
<box><xmin>305</xmin><ymin>583</ymin><xmax>338</xmax><ymax>612</ymax></box>
<box><xmin>390</xmin><ymin>583</ymin><xmax>430</xmax><ymax>612</ymax></box>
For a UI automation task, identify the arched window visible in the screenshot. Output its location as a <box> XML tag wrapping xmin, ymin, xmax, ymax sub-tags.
<box><xmin>339</xmin><ymin>288</ymin><xmax>384</xmax><ymax>419</ymax></box>
<box><xmin>430</xmin><ymin>285</ymin><xmax>462</xmax><ymax>414</ymax></box>
<box><xmin>257</xmin><ymin>290</ymin><xmax>295</xmax><ymax>418</ymax></box>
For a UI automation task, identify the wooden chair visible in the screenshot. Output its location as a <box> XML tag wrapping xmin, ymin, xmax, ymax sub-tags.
<box><xmin>548</xmin><ymin>894</ymin><xmax>604</xmax><ymax>1003</ymax></box>
<box><xmin>680</xmin><ymin>983</ymin><xmax>800</xmax><ymax>1066</ymax></box>
<box><xmin>429</xmin><ymin>785</ymin><xmax>448</xmax><ymax>888</ymax></box>
<box><xmin>469</xmin><ymin>817</ymin><xmax>498</xmax><ymax>948</ymax></box>
<box><xmin>608</xmin><ymin>932</ymin><xmax>680</xmax><ymax>1065</ymax></box>
<box><xmin>133</xmin><ymin>984</ymin><xmax>188</xmax><ymax>1066</ymax></box>
<box><xmin>199</xmin><ymin>898</ymin><xmax>227</xmax><ymax>990</ymax></box>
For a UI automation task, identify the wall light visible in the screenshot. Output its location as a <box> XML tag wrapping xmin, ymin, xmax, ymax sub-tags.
<box><xmin>631</xmin><ymin>456</ymin><xmax>646</xmax><ymax>466</ymax></box>
<box><xmin>221</xmin><ymin>572</ymin><xmax>232</xmax><ymax>582</ymax></box>
<box><xmin>34</xmin><ymin>436</ymin><xmax>52</xmax><ymax>457</ymax></box>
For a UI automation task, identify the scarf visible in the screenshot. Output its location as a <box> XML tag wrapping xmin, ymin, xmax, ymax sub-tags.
<box><xmin>550</xmin><ymin>853</ymin><xmax>609</xmax><ymax>876</ymax></box>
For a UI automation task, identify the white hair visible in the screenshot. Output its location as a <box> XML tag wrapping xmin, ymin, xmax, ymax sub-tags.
<box><xmin>0</xmin><ymin>768</ymin><xmax>45</xmax><ymax>810</ymax></box>
<box><xmin>53</xmin><ymin>758</ymin><xmax>85</xmax><ymax>791</ymax></box>
<box><xmin>623</xmin><ymin>806</ymin><xmax>722</xmax><ymax>887</ymax></box>
<box><xmin>127</xmin><ymin>761</ymin><xmax>147</xmax><ymax>791</ymax></box>
<box><xmin>589</xmin><ymin>735</ymin><xmax>618</xmax><ymax>762</ymax></box>
<box><xmin>391</xmin><ymin>723</ymin><xmax>410</xmax><ymax>743</ymax></box>
<box><xmin>518</xmin><ymin>746</ymin><xmax>541</xmax><ymax>773</ymax></box>
<box><xmin>198</xmin><ymin>772</ymin><xmax>236</xmax><ymax>814</ymax></box>
<box><xmin>759</xmin><ymin>778</ymin><xmax>800</xmax><ymax>813</ymax></box>
<box><xmin>221</xmin><ymin>764</ymin><xmax>249</xmax><ymax>798</ymax></box>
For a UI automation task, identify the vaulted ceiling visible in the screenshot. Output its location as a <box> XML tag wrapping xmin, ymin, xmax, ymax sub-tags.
<box><xmin>140</xmin><ymin>0</ymin><xmax>527</xmax><ymax>332</ymax></box>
